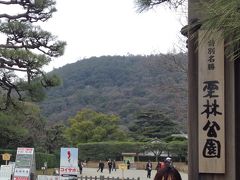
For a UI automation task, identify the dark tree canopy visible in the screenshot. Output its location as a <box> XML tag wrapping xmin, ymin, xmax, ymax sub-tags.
<box><xmin>0</xmin><ymin>102</ymin><xmax>46</xmax><ymax>149</ymax></box>
<box><xmin>0</xmin><ymin>0</ymin><xmax>66</xmax><ymax>109</ymax></box>
<box><xmin>129</xmin><ymin>109</ymin><xmax>180</xmax><ymax>141</ymax></box>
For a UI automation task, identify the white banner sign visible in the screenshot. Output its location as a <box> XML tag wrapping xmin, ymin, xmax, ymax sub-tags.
<box><xmin>60</xmin><ymin>148</ymin><xmax>79</xmax><ymax>176</ymax></box>
<box><xmin>0</xmin><ymin>165</ymin><xmax>14</xmax><ymax>180</ymax></box>
<box><xmin>37</xmin><ymin>175</ymin><xmax>60</xmax><ymax>180</ymax></box>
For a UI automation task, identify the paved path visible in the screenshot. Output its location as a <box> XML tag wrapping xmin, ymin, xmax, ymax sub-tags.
<box><xmin>80</xmin><ymin>168</ymin><xmax>188</xmax><ymax>180</ymax></box>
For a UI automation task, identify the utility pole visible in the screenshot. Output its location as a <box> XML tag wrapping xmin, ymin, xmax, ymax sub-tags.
<box><xmin>188</xmin><ymin>0</ymin><xmax>236</xmax><ymax>179</ymax></box>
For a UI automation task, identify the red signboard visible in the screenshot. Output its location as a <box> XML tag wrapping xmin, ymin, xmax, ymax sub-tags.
<box><xmin>60</xmin><ymin>167</ymin><xmax>78</xmax><ymax>173</ymax></box>
<box><xmin>13</xmin><ymin>177</ymin><xmax>29</xmax><ymax>180</ymax></box>
<box><xmin>17</xmin><ymin>148</ymin><xmax>34</xmax><ymax>155</ymax></box>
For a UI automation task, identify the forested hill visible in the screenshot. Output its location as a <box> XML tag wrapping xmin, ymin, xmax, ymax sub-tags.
<box><xmin>40</xmin><ymin>54</ymin><xmax>188</xmax><ymax>131</ymax></box>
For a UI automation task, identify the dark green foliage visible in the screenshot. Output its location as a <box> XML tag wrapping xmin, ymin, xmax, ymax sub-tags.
<box><xmin>167</xmin><ymin>140</ymin><xmax>187</xmax><ymax>162</ymax></box>
<box><xmin>0</xmin><ymin>0</ymin><xmax>66</xmax><ymax>109</ymax></box>
<box><xmin>40</xmin><ymin>54</ymin><xmax>187</xmax><ymax>132</ymax></box>
<box><xmin>143</xmin><ymin>141</ymin><xmax>167</xmax><ymax>161</ymax></box>
<box><xmin>78</xmin><ymin>141</ymin><xmax>145</xmax><ymax>161</ymax></box>
<box><xmin>0</xmin><ymin>113</ymin><xmax>29</xmax><ymax>148</ymax></box>
<box><xmin>35</xmin><ymin>153</ymin><xmax>59</xmax><ymax>169</ymax></box>
<box><xmin>0</xmin><ymin>99</ymin><xmax>70</xmax><ymax>153</ymax></box>
<box><xmin>78</xmin><ymin>140</ymin><xmax>187</xmax><ymax>162</ymax></box>
<box><xmin>129</xmin><ymin>110</ymin><xmax>179</xmax><ymax>140</ymax></box>
<box><xmin>0</xmin><ymin>104</ymin><xmax>46</xmax><ymax>149</ymax></box>
<box><xmin>198</xmin><ymin>0</ymin><xmax>240</xmax><ymax>61</ymax></box>
<box><xmin>45</xmin><ymin>124</ymin><xmax>68</xmax><ymax>154</ymax></box>
<box><xmin>64</xmin><ymin>109</ymin><xmax>127</xmax><ymax>145</ymax></box>
<box><xmin>163</xmin><ymin>135</ymin><xmax>187</xmax><ymax>142</ymax></box>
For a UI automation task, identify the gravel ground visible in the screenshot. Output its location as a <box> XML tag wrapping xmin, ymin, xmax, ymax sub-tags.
<box><xmin>79</xmin><ymin>168</ymin><xmax>188</xmax><ymax>180</ymax></box>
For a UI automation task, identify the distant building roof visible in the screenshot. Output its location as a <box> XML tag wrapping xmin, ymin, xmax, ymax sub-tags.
<box><xmin>122</xmin><ymin>153</ymin><xmax>137</xmax><ymax>156</ymax></box>
<box><xmin>139</xmin><ymin>151</ymin><xmax>170</xmax><ymax>157</ymax></box>
<box><xmin>171</xmin><ymin>134</ymin><xmax>188</xmax><ymax>139</ymax></box>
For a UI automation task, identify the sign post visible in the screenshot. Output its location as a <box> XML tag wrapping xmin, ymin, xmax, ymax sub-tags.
<box><xmin>188</xmin><ymin>0</ymin><xmax>237</xmax><ymax>179</ymax></box>
<box><xmin>118</xmin><ymin>164</ymin><xmax>127</xmax><ymax>180</ymax></box>
<box><xmin>2</xmin><ymin>153</ymin><xmax>12</xmax><ymax>165</ymax></box>
<box><xmin>198</xmin><ymin>30</ymin><xmax>225</xmax><ymax>173</ymax></box>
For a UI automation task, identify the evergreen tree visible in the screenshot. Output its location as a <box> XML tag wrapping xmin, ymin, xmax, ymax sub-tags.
<box><xmin>0</xmin><ymin>102</ymin><xmax>46</xmax><ymax>149</ymax></box>
<box><xmin>135</xmin><ymin>0</ymin><xmax>185</xmax><ymax>12</ymax></box>
<box><xmin>129</xmin><ymin>110</ymin><xmax>179</xmax><ymax>141</ymax></box>
<box><xmin>0</xmin><ymin>0</ymin><xmax>66</xmax><ymax>109</ymax></box>
<box><xmin>198</xmin><ymin>0</ymin><xmax>240</xmax><ymax>61</ymax></box>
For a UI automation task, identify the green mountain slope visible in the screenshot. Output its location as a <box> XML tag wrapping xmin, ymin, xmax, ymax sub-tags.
<box><xmin>40</xmin><ymin>54</ymin><xmax>187</xmax><ymax>131</ymax></box>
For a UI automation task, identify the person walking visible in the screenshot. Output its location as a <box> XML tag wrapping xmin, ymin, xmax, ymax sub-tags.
<box><xmin>127</xmin><ymin>160</ymin><xmax>130</xmax><ymax>169</ymax></box>
<box><xmin>97</xmin><ymin>160</ymin><xmax>105</xmax><ymax>173</ymax></box>
<box><xmin>155</xmin><ymin>161</ymin><xmax>161</xmax><ymax>172</ymax></box>
<box><xmin>78</xmin><ymin>160</ymin><xmax>83</xmax><ymax>174</ymax></box>
<box><xmin>154</xmin><ymin>157</ymin><xmax>182</xmax><ymax>180</ymax></box>
<box><xmin>107</xmin><ymin>159</ymin><xmax>112</xmax><ymax>174</ymax></box>
<box><xmin>156</xmin><ymin>160</ymin><xmax>166</xmax><ymax>172</ymax></box>
<box><xmin>146</xmin><ymin>160</ymin><xmax>152</xmax><ymax>178</ymax></box>
<box><xmin>112</xmin><ymin>160</ymin><xmax>116</xmax><ymax>171</ymax></box>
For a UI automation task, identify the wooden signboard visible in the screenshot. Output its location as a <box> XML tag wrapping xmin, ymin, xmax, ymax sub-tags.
<box><xmin>2</xmin><ymin>153</ymin><xmax>11</xmax><ymax>161</ymax></box>
<box><xmin>118</xmin><ymin>164</ymin><xmax>127</xmax><ymax>170</ymax></box>
<box><xmin>198</xmin><ymin>30</ymin><xmax>225</xmax><ymax>173</ymax></box>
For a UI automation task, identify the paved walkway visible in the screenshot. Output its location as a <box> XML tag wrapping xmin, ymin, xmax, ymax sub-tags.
<box><xmin>80</xmin><ymin>168</ymin><xmax>188</xmax><ymax>180</ymax></box>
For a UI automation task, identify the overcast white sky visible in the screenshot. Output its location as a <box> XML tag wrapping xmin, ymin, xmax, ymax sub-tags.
<box><xmin>4</xmin><ymin>0</ymin><xmax>187</xmax><ymax>72</ymax></box>
<box><xmin>41</xmin><ymin>0</ymin><xmax>188</xmax><ymax>71</ymax></box>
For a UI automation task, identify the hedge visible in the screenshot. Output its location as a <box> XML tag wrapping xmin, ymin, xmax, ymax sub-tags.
<box><xmin>78</xmin><ymin>141</ymin><xmax>146</xmax><ymax>161</ymax></box>
<box><xmin>35</xmin><ymin>153</ymin><xmax>59</xmax><ymax>169</ymax></box>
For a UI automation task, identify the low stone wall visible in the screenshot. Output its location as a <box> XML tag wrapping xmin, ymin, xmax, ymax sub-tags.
<box><xmin>84</xmin><ymin>161</ymin><xmax>188</xmax><ymax>173</ymax></box>
<box><xmin>172</xmin><ymin>162</ymin><xmax>188</xmax><ymax>173</ymax></box>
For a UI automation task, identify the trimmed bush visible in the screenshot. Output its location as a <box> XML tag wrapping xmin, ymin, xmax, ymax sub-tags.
<box><xmin>78</xmin><ymin>141</ymin><xmax>146</xmax><ymax>161</ymax></box>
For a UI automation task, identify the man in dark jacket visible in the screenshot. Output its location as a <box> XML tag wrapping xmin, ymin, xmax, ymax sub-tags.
<box><xmin>146</xmin><ymin>160</ymin><xmax>153</xmax><ymax>178</ymax></box>
<box><xmin>97</xmin><ymin>160</ymin><xmax>104</xmax><ymax>173</ymax></box>
<box><xmin>107</xmin><ymin>159</ymin><xmax>112</xmax><ymax>174</ymax></box>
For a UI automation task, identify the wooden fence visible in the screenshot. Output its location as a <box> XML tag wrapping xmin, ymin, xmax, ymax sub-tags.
<box><xmin>37</xmin><ymin>175</ymin><xmax>140</xmax><ymax>180</ymax></box>
<box><xmin>78</xmin><ymin>176</ymin><xmax>140</xmax><ymax>180</ymax></box>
